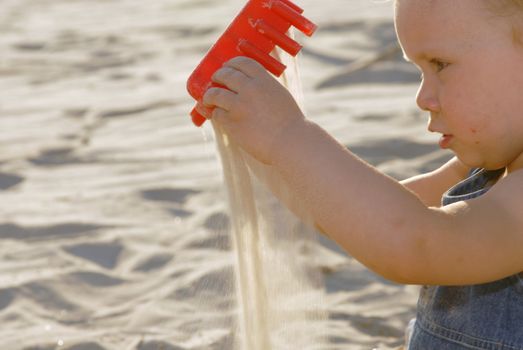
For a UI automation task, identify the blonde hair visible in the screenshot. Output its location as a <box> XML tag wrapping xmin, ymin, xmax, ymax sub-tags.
<box><xmin>485</xmin><ymin>0</ymin><xmax>523</xmax><ymax>45</ymax></box>
<box><xmin>394</xmin><ymin>0</ymin><xmax>523</xmax><ymax>46</ymax></box>
<box><xmin>486</xmin><ymin>0</ymin><xmax>523</xmax><ymax>12</ymax></box>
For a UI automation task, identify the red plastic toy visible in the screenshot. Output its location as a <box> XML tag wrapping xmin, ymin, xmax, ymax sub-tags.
<box><xmin>186</xmin><ymin>0</ymin><xmax>317</xmax><ymax>127</ymax></box>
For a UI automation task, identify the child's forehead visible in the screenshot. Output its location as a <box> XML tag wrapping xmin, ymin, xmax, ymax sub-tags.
<box><xmin>395</xmin><ymin>0</ymin><xmax>487</xmax><ymax>16</ymax></box>
<box><xmin>395</xmin><ymin>0</ymin><xmax>493</xmax><ymax>30</ymax></box>
<box><xmin>396</xmin><ymin>0</ymin><xmax>519</xmax><ymax>62</ymax></box>
<box><xmin>395</xmin><ymin>0</ymin><xmax>493</xmax><ymax>58</ymax></box>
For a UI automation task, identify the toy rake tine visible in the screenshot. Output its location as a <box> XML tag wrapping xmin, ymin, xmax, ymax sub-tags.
<box><xmin>186</xmin><ymin>0</ymin><xmax>317</xmax><ymax>127</ymax></box>
<box><xmin>238</xmin><ymin>39</ymin><xmax>287</xmax><ymax>76</ymax></box>
<box><xmin>270</xmin><ymin>0</ymin><xmax>317</xmax><ymax>36</ymax></box>
<box><xmin>254</xmin><ymin>19</ymin><xmax>302</xmax><ymax>56</ymax></box>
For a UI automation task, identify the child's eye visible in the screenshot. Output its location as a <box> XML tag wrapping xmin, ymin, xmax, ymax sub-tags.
<box><xmin>430</xmin><ymin>59</ymin><xmax>449</xmax><ymax>72</ymax></box>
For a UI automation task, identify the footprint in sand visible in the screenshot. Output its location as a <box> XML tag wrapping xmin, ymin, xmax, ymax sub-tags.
<box><xmin>97</xmin><ymin>101</ymin><xmax>174</xmax><ymax>119</ymax></box>
<box><xmin>141</xmin><ymin>187</ymin><xmax>200</xmax><ymax>219</ymax></box>
<box><xmin>0</xmin><ymin>288</ymin><xmax>15</xmax><ymax>311</ymax></box>
<box><xmin>62</xmin><ymin>342</ymin><xmax>107</xmax><ymax>350</ymax></box>
<box><xmin>11</xmin><ymin>41</ymin><xmax>47</xmax><ymax>52</ymax></box>
<box><xmin>0</xmin><ymin>222</ymin><xmax>108</xmax><ymax>241</ymax></box>
<box><xmin>172</xmin><ymin>265</ymin><xmax>234</xmax><ymax>301</ymax></box>
<box><xmin>28</xmin><ymin>147</ymin><xmax>79</xmax><ymax>167</ymax></box>
<box><xmin>141</xmin><ymin>188</ymin><xmax>200</xmax><ymax>204</ymax></box>
<box><xmin>349</xmin><ymin>138</ymin><xmax>440</xmax><ymax>167</ymax></box>
<box><xmin>0</xmin><ymin>172</ymin><xmax>24</xmax><ymax>190</ymax></box>
<box><xmin>133</xmin><ymin>253</ymin><xmax>173</xmax><ymax>273</ymax></box>
<box><xmin>20</xmin><ymin>282</ymin><xmax>80</xmax><ymax>313</ymax></box>
<box><xmin>186</xmin><ymin>212</ymin><xmax>231</xmax><ymax>250</ymax></box>
<box><xmin>67</xmin><ymin>271</ymin><xmax>125</xmax><ymax>287</ymax></box>
<box><xmin>136</xmin><ymin>340</ymin><xmax>184</xmax><ymax>350</ymax></box>
<box><xmin>63</xmin><ymin>242</ymin><xmax>124</xmax><ymax>269</ymax></box>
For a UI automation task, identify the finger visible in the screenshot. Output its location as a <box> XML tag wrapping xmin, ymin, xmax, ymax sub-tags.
<box><xmin>211</xmin><ymin>107</ymin><xmax>228</xmax><ymax>124</ymax></box>
<box><xmin>212</xmin><ymin>66</ymin><xmax>251</xmax><ymax>93</ymax></box>
<box><xmin>202</xmin><ymin>87</ymin><xmax>237</xmax><ymax>111</ymax></box>
<box><xmin>223</xmin><ymin>56</ymin><xmax>266</xmax><ymax>78</ymax></box>
<box><xmin>195</xmin><ymin>103</ymin><xmax>213</xmax><ymax>119</ymax></box>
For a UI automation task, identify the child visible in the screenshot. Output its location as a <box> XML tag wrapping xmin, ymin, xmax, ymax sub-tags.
<box><xmin>199</xmin><ymin>0</ymin><xmax>523</xmax><ymax>348</ymax></box>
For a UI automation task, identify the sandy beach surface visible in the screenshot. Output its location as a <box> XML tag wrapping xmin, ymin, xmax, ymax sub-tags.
<box><xmin>0</xmin><ymin>0</ymin><xmax>453</xmax><ymax>349</ymax></box>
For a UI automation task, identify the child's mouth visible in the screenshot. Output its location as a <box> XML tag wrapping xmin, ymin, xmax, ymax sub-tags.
<box><xmin>439</xmin><ymin>134</ymin><xmax>453</xmax><ymax>149</ymax></box>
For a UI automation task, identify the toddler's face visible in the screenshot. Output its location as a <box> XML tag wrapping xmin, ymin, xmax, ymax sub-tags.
<box><xmin>395</xmin><ymin>0</ymin><xmax>523</xmax><ymax>171</ymax></box>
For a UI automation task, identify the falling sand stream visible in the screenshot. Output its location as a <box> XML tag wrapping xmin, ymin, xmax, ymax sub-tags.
<box><xmin>210</xmin><ymin>27</ymin><xmax>327</xmax><ymax>349</ymax></box>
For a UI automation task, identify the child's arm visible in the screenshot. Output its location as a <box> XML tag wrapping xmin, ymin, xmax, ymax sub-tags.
<box><xmin>400</xmin><ymin>157</ymin><xmax>470</xmax><ymax>207</ymax></box>
<box><xmin>202</xmin><ymin>57</ymin><xmax>523</xmax><ymax>286</ymax></box>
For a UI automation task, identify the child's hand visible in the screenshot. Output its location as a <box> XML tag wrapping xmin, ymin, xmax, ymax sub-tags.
<box><xmin>201</xmin><ymin>56</ymin><xmax>305</xmax><ymax>164</ymax></box>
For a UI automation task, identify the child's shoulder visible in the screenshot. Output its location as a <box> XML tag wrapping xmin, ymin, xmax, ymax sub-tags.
<box><xmin>434</xmin><ymin>167</ymin><xmax>523</xmax><ymax>284</ymax></box>
<box><xmin>489</xmin><ymin>168</ymin><xmax>523</xmax><ymax>202</ymax></box>
<box><xmin>472</xmin><ymin>168</ymin><xmax>523</xmax><ymax>234</ymax></box>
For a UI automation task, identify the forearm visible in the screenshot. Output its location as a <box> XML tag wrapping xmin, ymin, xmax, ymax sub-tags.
<box><xmin>270</xmin><ymin>119</ymin><xmax>435</xmax><ymax>282</ymax></box>
<box><xmin>205</xmin><ymin>57</ymin><xmax>523</xmax><ymax>286</ymax></box>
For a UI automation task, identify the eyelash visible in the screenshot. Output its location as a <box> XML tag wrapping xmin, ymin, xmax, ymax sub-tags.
<box><xmin>416</xmin><ymin>59</ymin><xmax>449</xmax><ymax>81</ymax></box>
<box><xmin>430</xmin><ymin>59</ymin><xmax>449</xmax><ymax>73</ymax></box>
<box><xmin>420</xmin><ymin>58</ymin><xmax>450</xmax><ymax>80</ymax></box>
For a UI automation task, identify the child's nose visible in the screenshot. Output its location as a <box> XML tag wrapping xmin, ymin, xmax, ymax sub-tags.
<box><xmin>416</xmin><ymin>80</ymin><xmax>440</xmax><ymax>112</ymax></box>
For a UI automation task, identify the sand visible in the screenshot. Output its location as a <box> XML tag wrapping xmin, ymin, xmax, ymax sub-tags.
<box><xmin>0</xmin><ymin>0</ymin><xmax>453</xmax><ymax>349</ymax></box>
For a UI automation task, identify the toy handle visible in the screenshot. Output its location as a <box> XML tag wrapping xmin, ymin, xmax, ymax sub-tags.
<box><xmin>190</xmin><ymin>106</ymin><xmax>207</xmax><ymax>127</ymax></box>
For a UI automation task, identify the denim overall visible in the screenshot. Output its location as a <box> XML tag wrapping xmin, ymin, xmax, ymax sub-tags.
<box><xmin>409</xmin><ymin>168</ymin><xmax>523</xmax><ymax>349</ymax></box>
